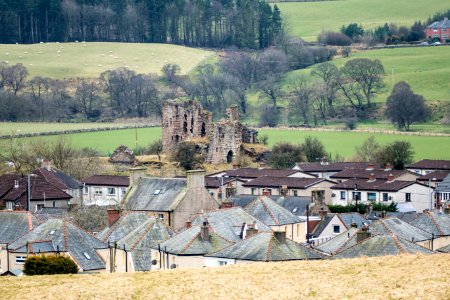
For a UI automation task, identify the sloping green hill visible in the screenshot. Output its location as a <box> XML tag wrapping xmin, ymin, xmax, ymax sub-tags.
<box><xmin>0</xmin><ymin>42</ymin><xmax>215</xmax><ymax>79</ymax></box>
<box><xmin>274</xmin><ymin>0</ymin><xmax>449</xmax><ymax>41</ymax></box>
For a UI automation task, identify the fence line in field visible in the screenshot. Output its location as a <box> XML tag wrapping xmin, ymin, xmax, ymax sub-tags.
<box><xmin>258</xmin><ymin>126</ymin><xmax>450</xmax><ymax>137</ymax></box>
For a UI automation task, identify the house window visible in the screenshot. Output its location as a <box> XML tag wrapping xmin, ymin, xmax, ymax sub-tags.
<box><xmin>121</xmin><ymin>188</ymin><xmax>127</xmax><ymax>196</ymax></box>
<box><xmin>267</xmin><ymin>189</ymin><xmax>272</xmax><ymax>195</ymax></box>
<box><xmin>383</xmin><ymin>193</ymin><xmax>389</xmax><ymax>202</ymax></box>
<box><xmin>352</xmin><ymin>192</ymin><xmax>361</xmax><ymax>200</ymax></box>
<box><xmin>108</xmin><ymin>188</ymin><xmax>116</xmax><ymax>195</ymax></box>
<box><xmin>158</xmin><ymin>214</ymin><xmax>164</xmax><ymax>221</ymax></box>
<box><xmin>16</xmin><ymin>256</ymin><xmax>27</xmax><ymax>264</ymax></box>
<box><xmin>36</xmin><ymin>204</ymin><xmax>44</xmax><ymax>210</ymax></box>
<box><xmin>367</xmin><ymin>192</ymin><xmax>376</xmax><ymax>202</ymax></box>
<box><xmin>293</xmin><ymin>190</ymin><xmax>298</xmax><ymax>196</ymax></box>
<box><xmin>218</xmin><ymin>261</ymin><xmax>228</xmax><ymax>266</ymax></box>
<box><xmin>333</xmin><ymin>225</ymin><xmax>340</xmax><ymax>234</ymax></box>
<box><xmin>83</xmin><ymin>186</ymin><xmax>89</xmax><ymax>194</ymax></box>
<box><xmin>340</xmin><ymin>191</ymin><xmax>346</xmax><ymax>200</ymax></box>
<box><xmin>6</xmin><ymin>201</ymin><xmax>13</xmax><ymax>210</ymax></box>
<box><xmin>53</xmin><ymin>201</ymin><xmax>56</xmax><ymax>208</ymax></box>
<box><xmin>251</xmin><ymin>188</ymin><xmax>257</xmax><ymax>195</ymax></box>
<box><xmin>94</xmin><ymin>188</ymin><xmax>102</xmax><ymax>195</ymax></box>
<box><xmin>406</xmin><ymin>193</ymin><xmax>411</xmax><ymax>202</ymax></box>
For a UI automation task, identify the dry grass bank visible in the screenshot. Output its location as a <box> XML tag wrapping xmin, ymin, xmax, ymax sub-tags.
<box><xmin>1</xmin><ymin>254</ymin><xmax>450</xmax><ymax>299</ymax></box>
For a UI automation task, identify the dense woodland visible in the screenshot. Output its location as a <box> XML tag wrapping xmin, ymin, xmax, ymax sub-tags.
<box><xmin>0</xmin><ymin>0</ymin><xmax>282</xmax><ymax>49</ymax></box>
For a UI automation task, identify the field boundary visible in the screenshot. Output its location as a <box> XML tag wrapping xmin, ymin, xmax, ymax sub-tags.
<box><xmin>260</xmin><ymin>126</ymin><xmax>450</xmax><ymax>137</ymax></box>
<box><xmin>0</xmin><ymin>124</ymin><xmax>160</xmax><ymax>140</ymax></box>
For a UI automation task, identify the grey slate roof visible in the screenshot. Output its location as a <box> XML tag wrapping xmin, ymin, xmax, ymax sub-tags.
<box><xmin>338</xmin><ymin>213</ymin><xmax>368</xmax><ymax>229</ymax></box>
<box><xmin>156</xmin><ymin>225</ymin><xmax>233</xmax><ymax>255</ymax></box>
<box><xmin>332</xmin><ymin>234</ymin><xmax>434</xmax><ymax>259</ymax></box>
<box><xmin>230</xmin><ymin>195</ymin><xmax>312</xmax><ymax>216</ymax></box>
<box><xmin>436</xmin><ymin>243</ymin><xmax>450</xmax><ymax>253</ymax></box>
<box><xmin>408</xmin><ymin>212</ymin><xmax>450</xmax><ymax>236</ymax></box>
<box><xmin>125</xmin><ymin>178</ymin><xmax>187</xmax><ymax>211</ymax></box>
<box><xmin>0</xmin><ymin>211</ymin><xmax>39</xmax><ymax>244</ymax></box>
<box><xmin>436</xmin><ymin>173</ymin><xmax>450</xmax><ymax>193</ymax></box>
<box><xmin>191</xmin><ymin>207</ymin><xmax>272</xmax><ymax>242</ymax></box>
<box><xmin>369</xmin><ymin>217</ymin><xmax>433</xmax><ymax>242</ymax></box>
<box><xmin>244</xmin><ymin>195</ymin><xmax>302</xmax><ymax>226</ymax></box>
<box><xmin>96</xmin><ymin>211</ymin><xmax>157</xmax><ymax>242</ymax></box>
<box><xmin>9</xmin><ymin>218</ymin><xmax>107</xmax><ymax>271</ymax></box>
<box><xmin>315</xmin><ymin>227</ymin><xmax>359</xmax><ymax>254</ymax></box>
<box><xmin>427</xmin><ymin>19</ymin><xmax>450</xmax><ymax>29</ymax></box>
<box><xmin>207</xmin><ymin>232</ymin><xmax>324</xmax><ymax>261</ymax></box>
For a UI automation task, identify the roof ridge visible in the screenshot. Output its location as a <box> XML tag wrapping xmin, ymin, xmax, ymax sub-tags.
<box><xmin>332</xmin><ymin>233</ymin><xmax>381</xmax><ymax>256</ymax></box>
<box><xmin>265</xmin><ymin>232</ymin><xmax>274</xmax><ymax>261</ymax></box>
<box><xmin>334</xmin><ymin>230</ymin><xmax>359</xmax><ymax>254</ymax></box>
<box><xmin>427</xmin><ymin>212</ymin><xmax>444</xmax><ymax>236</ymax></box>
<box><xmin>390</xmin><ymin>233</ymin><xmax>406</xmax><ymax>254</ymax></box>
<box><xmin>260</xmin><ymin>197</ymin><xmax>280</xmax><ymax>226</ymax></box>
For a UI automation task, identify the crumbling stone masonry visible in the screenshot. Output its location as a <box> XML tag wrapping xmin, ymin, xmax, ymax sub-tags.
<box><xmin>162</xmin><ymin>101</ymin><xmax>258</xmax><ymax>164</ymax></box>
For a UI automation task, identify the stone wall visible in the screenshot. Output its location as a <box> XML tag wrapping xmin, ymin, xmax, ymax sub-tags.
<box><xmin>162</xmin><ymin>100</ymin><xmax>212</xmax><ymax>152</ymax></box>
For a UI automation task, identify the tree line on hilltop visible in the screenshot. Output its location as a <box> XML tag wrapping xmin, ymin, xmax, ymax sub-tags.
<box><xmin>0</xmin><ymin>0</ymin><xmax>282</xmax><ymax>49</ymax></box>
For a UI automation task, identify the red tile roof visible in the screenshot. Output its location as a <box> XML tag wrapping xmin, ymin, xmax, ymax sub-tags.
<box><xmin>407</xmin><ymin>160</ymin><xmax>450</xmax><ymax>171</ymax></box>
<box><xmin>84</xmin><ymin>175</ymin><xmax>130</xmax><ymax>187</ymax></box>
<box><xmin>242</xmin><ymin>176</ymin><xmax>325</xmax><ymax>189</ymax></box>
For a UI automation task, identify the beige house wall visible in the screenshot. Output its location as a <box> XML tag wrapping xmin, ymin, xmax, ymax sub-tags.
<box><xmin>97</xmin><ymin>248</ymin><xmax>134</xmax><ymax>273</ymax></box>
<box><xmin>271</xmin><ymin>222</ymin><xmax>307</xmax><ymax>243</ymax></box>
<box><xmin>0</xmin><ymin>246</ymin><xmax>8</xmax><ymax>274</ymax></box>
<box><xmin>315</xmin><ymin>215</ymin><xmax>346</xmax><ymax>240</ymax></box>
<box><xmin>150</xmin><ymin>249</ymin><xmax>206</xmax><ymax>269</ymax></box>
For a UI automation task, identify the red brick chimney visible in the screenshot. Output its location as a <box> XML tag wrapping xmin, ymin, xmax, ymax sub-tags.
<box><xmin>107</xmin><ymin>209</ymin><xmax>121</xmax><ymax>227</ymax></box>
<box><xmin>366</xmin><ymin>163</ymin><xmax>375</xmax><ymax>171</ymax></box>
<box><xmin>368</xmin><ymin>173</ymin><xmax>376</xmax><ymax>182</ymax></box>
<box><xmin>41</xmin><ymin>159</ymin><xmax>51</xmax><ymax>171</ymax></box>
<box><xmin>186</xmin><ymin>220</ymin><xmax>192</xmax><ymax>228</ymax></box>
<box><xmin>384</xmin><ymin>163</ymin><xmax>392</xmax><ymax>171</ymax></box>
<box><xmin>387</xmin><ymin>174</ymin><xmax>395</xmax><ymax>182</ymax></box>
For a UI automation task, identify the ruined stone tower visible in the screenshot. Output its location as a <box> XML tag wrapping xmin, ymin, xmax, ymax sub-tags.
<box><xmin>162</xmin><ymin>100</ymin><xmax>212</xmax><ymax>152</ymax></box>
<box><xmin>162</xmin><ymin>101</ymin><xmax>258</xmax><ymax>164</ymax></box>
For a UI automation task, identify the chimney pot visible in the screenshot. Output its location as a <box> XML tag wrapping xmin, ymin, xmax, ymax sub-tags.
<box><xmin>387</xmin><ymin>174</ymin><xmax>395</xmax><ymax>182</ymax></box>
<box><xmin>107</xmin><ymin>209</ymin><xmax>121</xmax><ymax>227</ymax></box>
<box><xmin>366</xmin><ymin>163</ymin><xmax>375</xmax><ymax>171</ymax></box>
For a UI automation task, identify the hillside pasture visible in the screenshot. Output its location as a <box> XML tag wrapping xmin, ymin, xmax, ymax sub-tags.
<box><xmin>274</xmin><ymin>0</ymin><xmax>450</xmax><ymax>41</ymax></box>
<box><xmin>6</xmin><ymin>125</ymin><xmax>449</xmax><ymax>160</ymax></box>
<box><xmin>0</xmin><ymin>254</ymin><xmax>449</xmax><ymax>299</ymax></box>
<box><xmin>0</xmin><ymin>42</ymin><xmax>215</xmax><ymax>79</ymax></box>
<box><xmin>286</xmin><ymin>46</ymin><xmax>450</xmax><ymax>103</ymax></box>
<box><xmin>0</xmin><ymin>122</ymin><xmax>131</xmax><ymax>136</ymax></box>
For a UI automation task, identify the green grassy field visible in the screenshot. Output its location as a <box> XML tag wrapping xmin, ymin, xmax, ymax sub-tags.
<box><xmin>286</xmin><ymin>46</ymin><xmax>450</xmax><ymax>102</ymax></box>
<box><xmin>11</xmin><ymin>126</ymin><xmax>449</xmax><ymax>160</ymax></box>
<box><xmin>259</xmin><ymin>128</ymin><xmax>450</xmax><ymax>160</ymax></box>
<box><xmin>274</xmin><ymin>0</ymin><xmax>450</xmax><ymax>41</ymax></box>
<box><xmin>0</xmin><ymin>122</ymin><xmax>133</xmax><ymax>136</ymax></box>
<box><xmin>0</xmin><ymin>42</ymin><xmax>215</xmax><ymax>79</ymax></box>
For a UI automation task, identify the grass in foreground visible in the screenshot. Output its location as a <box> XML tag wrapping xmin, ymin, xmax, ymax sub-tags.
<box><xmin>0</xmin><ymin>42</ymin><xmax>215</xmax><ymax>79</ymax></box>
<box><xmin>0</xmin><ymin>254</ymin><xmax>449</xmax><ymax>299</ymax></box>
<box><xmin>286</xmin><ymin>46</ymin><xmax>450</xmax><ymax>103</ymax></box>
<box><xmin>275</xmin><ymin>0</ymin><xmax>450</xmax><ymax>41</ymax></box>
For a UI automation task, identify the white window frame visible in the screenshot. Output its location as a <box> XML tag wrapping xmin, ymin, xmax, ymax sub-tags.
<box><xmin>333</xmin><ymin>225</ymin><xmax>340</xmax><ymax>234</ymax></box>
<box><xmin>6</xmin><ymin>201</ymin><xmax>13</xmax><ymax>210</ymax></box>
<box><xmin>107</xmin><ymin>187</ymin><xmax>116</xmax><ymax>196</ymax></box>
<box><xmin>83</xmin><ymin>186</ymin><xmax>89</xmax><ymax>194</ymax></box>
<box><xmin>15</xmin><ymin>256</ymin><xmax>27</xmax><ymax>264</ymax></box>
<box><xmin>94</xmin><ymin>187</ymin><xmax>102</xmax><ymax>195</ymax></box>
<box><xmin>340</xmin><ymin>191</ymin><xmax>346</xmax><ymax>200</ymax></box>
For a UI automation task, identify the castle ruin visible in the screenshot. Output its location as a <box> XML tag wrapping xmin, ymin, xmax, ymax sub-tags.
<box><xmin>162</xmin><ymin>100</ymin><xmax>258</xmax><ymax>164</ymax></box>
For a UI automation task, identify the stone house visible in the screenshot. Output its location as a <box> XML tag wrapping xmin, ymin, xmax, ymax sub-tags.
<box><xmin>125</xmin><ymin>169</ymin><xmax>220</xmax><ymax>230</ymax></box>
<box><xmin>83</xmin><ymin>175</ymin><xmax>130</xmax><ymax>207</ymax></box>
<box><xmin>162</xmin><ymin>100</ymin><xmax>258</xmax><ymax>164</ymax></box>
<box><xmin>109</xmin><ymin>145</ymin><xmax>136</xmax><ymax>165</ymax></box>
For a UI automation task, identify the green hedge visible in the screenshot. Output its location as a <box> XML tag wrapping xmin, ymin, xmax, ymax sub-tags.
<box><xmin>23</xmin><ymin>255</ymin><xmax>78</xmax><ymax>275</ymax></box>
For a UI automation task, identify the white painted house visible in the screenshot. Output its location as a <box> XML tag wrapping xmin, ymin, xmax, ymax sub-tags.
<box><xmin>83</xmin><ymin>175</ymin><xmax>129</xmax><ymax>207</ymax></box>
<box><xmin>331</xmin><ymin>178</ymin><xmax>434</xmax><ymax>212</ymax></box>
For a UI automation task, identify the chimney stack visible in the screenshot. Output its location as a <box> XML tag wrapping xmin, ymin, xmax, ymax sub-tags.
<box><xmin>356</xmin><ymin>225</ymin><xmax>371</xmax><ymax>243</ymax></box>
<box><xmin>221</xmin><ymin>200</ymin><xmax>233</xmax><ymax>209</ymax></box>
<box><xmin>41</xmin><ymin>159</ymin><xmax>51</xmax><ymax>171</ymax></box>
<box><xmin>186</xmin><ymin>220</ymin><xmax>192</xmax><ymax>229</ymax></box>
<box><xmin>245</xmin><ymin>222</ymin><xmax>258</xmax><ymax>239</ymax></box>
<box><xmin>129</xmin><ymin>166</ymin><xmax>146</xmax><ymax>187</ymax></box>
<box><xmin>274</xmin><ymin>231</ymin><xmax>286</xmax><ymax>244</ymax></box>
<box><xmin>107</xmin><ymin>209</ymin><xmax>121</xmax><ymax>227</ymax></box>
<box><xmin>262</xmin><ymin>189</ymin><xmax>271</xmax><ymax>197</ymax></box>
<box><xmin>368</xmin><ymin>173</ymin><xmax>376</xmax><ymax>182</ymax></box>
<box><xmin>200</xmin><ymin>221</ymin><xmax>209</xmax><ymax>241</ymax></box>
<box><xmin>318</xmin><ymin>207</ymin><xmax>328</xmax><ymax>220</ymax></box>
<box><xmin>186</xmin><ymin>170</ymin><xmax>206</xmax><ymax>189</ymax></box>
<box><xmin>280</xmin><ymin>185</ymin><xmax>288</xmax><ymax>197</ymax></box>
<box><xmin>366</xmin><ymin>163</ymin><xmax>375</xmax><ymax>171</ymax></box>
<box><xmin>384</xmin><ymin>163</ymin><xmax>392</xmax><ymax>171</ymax></box>
<box><xmin>387</xmin><ymin>174</ymin><xmax>395</xmax><ymax>182</ymax></box>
